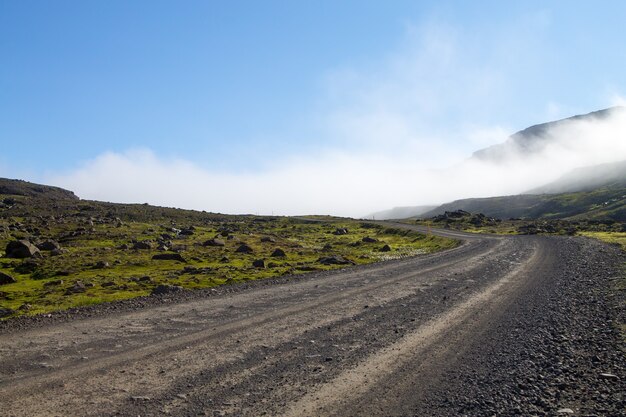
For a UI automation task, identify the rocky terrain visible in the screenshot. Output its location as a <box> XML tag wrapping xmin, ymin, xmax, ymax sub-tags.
<box><xmin>0</xmin><ymin>178</ymin><xmax>456</xmax><ymax>318</ymax></box>
<box><xmin>0</xmin><ymin>224</ymin><xmax>623</xmax><ymax>416</ymax></box>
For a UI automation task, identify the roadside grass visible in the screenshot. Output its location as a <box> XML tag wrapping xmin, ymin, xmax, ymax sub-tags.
<box><xmin>0</xmin><ymin>213</ymin><xmax>458</xmax><ymax>318</ymax></box>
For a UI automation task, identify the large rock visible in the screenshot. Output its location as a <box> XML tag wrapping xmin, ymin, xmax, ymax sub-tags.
<box><xmin>36</xmin><ymin>240</ymin><xmax>61</xmax><ymax>251</ymax></box>
<box><xmin>235</xmin><ymin>244</ymin><xmax>254</xmax><ymax>254</ymax></box>
<box><xmin>5</xmin><ymin>240</ymin><xmax>40</xmax><ymax>258</ymax></box>
<box><xmin>252</xmin><ymin>259</ymin><xmax>265</xmax><ymax>268</ymax></box>
<box><xmin>362</xmin><ymin>236</ymin><xmax>378</xmax><ymax>243</ymax></box>
<box><xmin>0</xmin><ymin>272</ymin><xmax>16</xmax><ymax>285</ymax></box>
<box><xmin>151</xmin><ymin>284</ymin><xmax>184</xmax><ymax>295</ymax></box>
<box><xmin>0</xmin><ymin>307</ymin><xmax>14</xmax><ymax>318</ymax></box>
<box><xmin>133</xmin><ymin>241</ymin><xmax>154</xmax><ymax>250</ymax></box>
<box><xmin>271</xmin><ymin>248</ymin><xmax>286</xmax><ymax>257</ymax></box>
<box><xmin>203</xmin><ymin>238</ymin><xmax>226</xmax><ymax>247</ymax></box>
<box><xmin>152</xmin><ymin>253</ymin><xmax>186</xmax><ymax>262</ymax></box>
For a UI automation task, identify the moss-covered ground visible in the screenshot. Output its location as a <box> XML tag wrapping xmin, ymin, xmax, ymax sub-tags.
<box><xmin>0</xmin><ymin>195</ymin><xmax>458</xmax><ymax>317</ymax></box>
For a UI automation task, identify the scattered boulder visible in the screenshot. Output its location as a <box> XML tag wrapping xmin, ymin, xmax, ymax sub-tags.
<box><xmin>133</xmin><ymin>241</ymin><xmax>153</xmax><ymax>250</ymax></box>
<box><xmin>151</xmin><ymin>284</ymin><xmax>184</xmax><ymax>295</ymax></box>
<box><xmin>362</xmin><ymin>236</ymin><xmax>378</xmax><ymax>243</ymax></box>
<box><xmin>318</xmin><ymin>255</ymin><xmax>355</xmax><ymax>265</ymax></box>
<box><xmin>0</xmin><ymin>272</ymin><xmax>16</xmax><ymax>285</ymax></box>
<box><xmin>14</xmin><ymin>259</ymin><xmax>39</xmax><ymax>274</ymax></box>
<box><xmin>44</xmin><ymin>279</ymin><xmax>63</xmax><ymax>287</ymax></box>
<box><xmin>260</xmin><ymin>236</ymin><xmax>276</xmax><ymax>243</ymax></box>
<box><xmin>18</xmin><ymin>303</ymin><xmax>31</xmax><ymax>311</ymax></box>
<box><xmin>5</xmin><ymin>240</ymin><xmax>40</xmax><ymax>258</ymax></box>
<box><xmin>0</xmin><ymin>307</ymin><xmax>14</xmax><ymax>318</ymax></box>
<box><xmin>333</xmin><ymin>228</ymin><xmax>349</xmax><ymax>235</ymax></box>
<box><xmin>179</xmin><ymin>228</ymin><xmax>194</xmax><ymax>236</ymax></box>
<box><xmin>203</xmin><ymin>238</ymin><xmax>226</xmax><ymax>247</ymax></box>
<box><xmin>152</xmin><ymin>253</ymin><xmax>186</xmax><ymax>262</ymax></box>
<box><xmin>220</xmin><ymin>256</ymin><xmax>230</xmax><ymax>263</ymax></box>
<box><xmin>380</xmin><ymin>244</ymin><xmax>392</xmax><ymax>252</ymax></box>
<box><xmin>94</xmin><ymin>261</ymin><xmax>110</xmax><ymax>269</ymax></box>
<box><xmin>271</xmin><ymin>248</ymin><xmax>286</xmax><ymax>257</ymax></box>
<box><xmin>322</xmin><ymin>243</ymin><xmax>333</xmax><ymax>251</ymax></box>
<box><xmin>36</xmin><ymin>240</ymin><xmax>60</xmax><ymax>251</ymax></box>
<box><xmin>235</xmin><ymin>244</ymin><xmax>254</xmax><ymax>254</ymax></box>
<box><xmin>50</xmin><ymin>248</ymin><xmax>65</xmax><ymax>256</ymax></box>
<box><xmin>252</xmin><ymin>259</ymin><xmax>265</xmax><ymax>268</ymax></box>
<box><xmin>66</xmin><ymin>281</ymin><xmax>86</xmax><ymax>294</ymax></box>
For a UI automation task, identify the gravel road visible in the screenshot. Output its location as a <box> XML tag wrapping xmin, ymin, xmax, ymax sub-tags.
<box><xmin>0</xmin><ymin>225</ymin><xmax>623</xmax><ymax>416</ymax></box>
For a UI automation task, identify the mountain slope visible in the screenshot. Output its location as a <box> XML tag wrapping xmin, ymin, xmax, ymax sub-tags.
<box><xmin>472</xmin><ymin>106</ymin><xmax>625</xmax><ymax>163</ymax></box>
<box><xmin>526</xmin><ymin>160</ymin><xmax>626</xmax><ymax>194</ymax></box>
<box><xmin>0</xmin><ymin>178</ymin><xmax>78</xmax><ymax>201</ymax></box>
<box><xmin>421</xmin><ymin>186</ymin><xmax>626</xmax><ymax>221</ymax></box>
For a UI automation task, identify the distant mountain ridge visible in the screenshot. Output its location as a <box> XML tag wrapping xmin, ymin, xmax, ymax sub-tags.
<box><xmin>0</xmin><ymin>178</ymin><xmax>78</xmax><ymax>201</ymax></box>
<box><xmin>472</xmin><ymin>106</ymin><xmax>625</xmax><ymax>163</ymax></box>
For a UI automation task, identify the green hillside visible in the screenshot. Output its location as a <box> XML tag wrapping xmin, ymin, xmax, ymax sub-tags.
<box><xmin>421</xmin><ymin>187</ymin><xmax>626</xmax><ymax>221</ymax></box>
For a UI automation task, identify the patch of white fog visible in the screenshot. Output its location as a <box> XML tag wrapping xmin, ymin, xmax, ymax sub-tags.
<box><xmin>46</xmin><ymin>17</ymin><xmax>626</xmax><ymax>217</ymax></box>
<box><xmin>48</xmin><ymin>108</ymin><xmax>626</xmax><ymax>217</ymax></box>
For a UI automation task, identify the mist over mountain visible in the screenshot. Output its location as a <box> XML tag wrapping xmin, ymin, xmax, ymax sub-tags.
<box><xmin>471</xmin><ymin>106</ymin><xmax>626</xmax><ymax>163</ymax></box>
<box><xmin>526</xmin><ymin>160</ymin><xmax>626</xmax><ymax>194</ymax></box>
<box><xmin>365</xmin><ymin>205</ymin><xmax>438</xmax><ymax>220</ymax></box>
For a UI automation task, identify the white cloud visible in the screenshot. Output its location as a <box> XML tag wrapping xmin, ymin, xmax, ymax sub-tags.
<box><xmin>45</xmin><ymin>21</ymin><xmax>626</xmax><ymax>218</ymax></box>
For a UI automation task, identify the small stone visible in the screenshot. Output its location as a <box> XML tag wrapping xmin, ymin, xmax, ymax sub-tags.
<box><xmin>557</xmin><ymin>408</ymin><xmax>574</xmax><ymax>414</ymax></box>
<box><xmin>0</xmin><ymin>272</ymin><xmax>17</xmax><ymax>285</ymax></box>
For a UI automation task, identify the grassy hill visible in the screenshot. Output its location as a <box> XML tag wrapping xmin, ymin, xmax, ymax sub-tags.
<box><xmin>0</xmin><ymin>178</ymin><xmax>457</xmax><ymax>318</ymax></box>
<box><xmin>421</xmin><ymin>187</ymin><xmax>626</xmax><ymax>221</ymax></box>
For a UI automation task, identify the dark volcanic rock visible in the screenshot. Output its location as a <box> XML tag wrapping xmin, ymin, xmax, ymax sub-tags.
<box><xmin>132</xmin><ymin>241</ymin><xmax>153</xmax><ymax>250</ymax></box>
<box><xmin>36</xmin><ymin>240</ymin><xmax>61</xmax><ymax>251</ymax></box>
<box><xmin>65</xmin><ymin>281</ymin><xmax>86</xmax><ymax>294</ymax></box>
<box><xmin>0</xmin><ymin>307</ymin><xmax>14</xmax><ymax>318</ymax></box>
<box><xmin>260</xmin><ymin>236</ymin><xmax>276</xmax><ymax>243</ymax></box>
<box><xmin>203</xmin><ymin>238</ymin><xmax>226</xmax><ymax>247</ymax></box>
<box><xmin>5</xmin><ymin>240</ymin><xmax>40</xmax><ymax>258</ymax></box>
<box><xmin>318</xmin><ymin>255</ymin><xmax>355</xmax><ymax>265</ymax></box>
<box><xmin>380</xmin><ymin>244</ymin><xmax>392</xmax><ymax>252</ymax></box>
<box><xmin>271</xmin><ymin>248</ymin><xmax>286</xmax><ymax>257</ymax></box>
<box><xmin>0</xmin><ymin>272</ymin><xmax>16</xmax><ymax>285</ymax></box>
<box><xmin>333</xmin><ymin>228</ymin><xmax>349</xmax><ymax>235</ymax></box>
<box><xmin>362</xmin><ymin>236</ymin><xmax>378</xmax><ymax>243</ymax></box>
<box><xmin>252</xmin><ymin>259</ymin><xmax>265</xmax><ymax>268</ymax></box>
<box><xmin>152</xmin><ymin>253</ymin><xmax>186</xmax><ymax>262</ymax></box>
<box><xmin>235</xmin><ymin>244</ymin><xmax>254</xmax><ymax>254</ymax></box>
<box><xmin>151</xmin><ymin>284</ymin><xmax>184</xmax><ymax>295</ymax></box>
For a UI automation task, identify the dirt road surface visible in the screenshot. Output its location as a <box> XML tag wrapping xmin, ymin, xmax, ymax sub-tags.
<box><xmin>1</xmin><ymin>225</ymin><xmax>624</xmax><ymax>416</ymax></box>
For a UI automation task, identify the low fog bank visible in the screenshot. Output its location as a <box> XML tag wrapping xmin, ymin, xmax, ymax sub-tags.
<box><xmin>46</xmin><ymin>107</ymin><xmax>626</xmax><ymax>218</ymax></box>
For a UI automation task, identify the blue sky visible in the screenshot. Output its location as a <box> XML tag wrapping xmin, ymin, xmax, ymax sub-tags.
<box><xmin>2</xmin><ymin>1</ymin><xmax>626</xmax><ymax>215</ymax></box>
